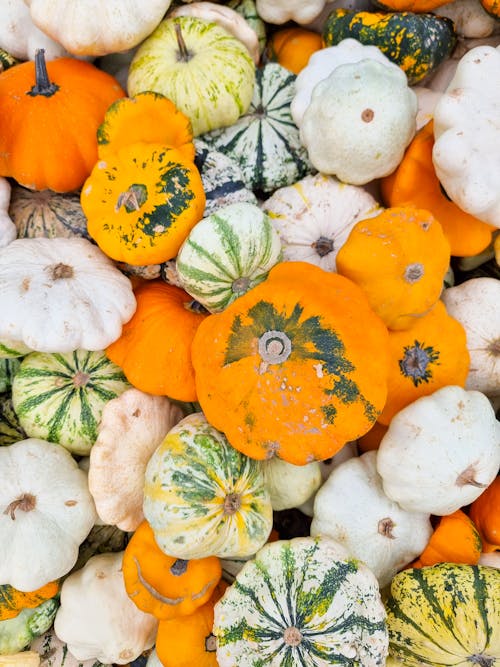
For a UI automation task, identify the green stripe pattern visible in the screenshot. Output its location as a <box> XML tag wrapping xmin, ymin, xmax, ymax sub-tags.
<box><xmin>11</xmin><ymin>350</ymin><xmax>130</xmax><ymax>456</ymax></box>
<box><xmin>0</xmin><ymin>396</ymin><xmax>26</xmax><ymax>446</ymax></box>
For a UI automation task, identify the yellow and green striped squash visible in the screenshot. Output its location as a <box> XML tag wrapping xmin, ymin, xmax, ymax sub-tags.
<box><xmin>0</xmin><ymin>396</ymin><xmax>26</xmax><ymax>447</ymax></box>
<box><xmin>143</xmin><ymin>412</ymin><xmax>273</xmax><ymax>560</ymax></box>
<box><xmin>386</xmin><ymin>563</ymin><xmax>500</xmax><ymax>666</ymax></box>
<box><xmin>11</xmin><ymin>350</ymin><xmax>130</xmax><ymax>456</ymax></box>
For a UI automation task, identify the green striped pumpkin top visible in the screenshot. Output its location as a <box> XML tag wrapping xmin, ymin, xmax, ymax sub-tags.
<box><xmin>0</xmin><ymin>395</ymin><xmax>26</xmax><ymax>447</ymax></box>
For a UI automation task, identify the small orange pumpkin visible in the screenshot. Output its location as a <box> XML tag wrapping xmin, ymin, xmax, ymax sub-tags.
<box><xmin>373</xmin><ymin>0</ymin><xmax>451</xmax><ymax>11</ymax></box>
<box><xmin>0</xmin><ymin>580</ymin><xmax>60</xmax><ymax>621</ymax></box>
<box><xmin>479</xmin><ymin>0</ymin><xmax>500</xmax><ymax>15</ymax></box>
<box><xmin>0</xmin><ymin>49</ymin><xmax>124</xmax><ymax>192</ymax></box>
<box><xmin>380</xmin><ymin>121</ymin><xmax>495</xmax><ymax>257</ymax></box>
<box><xmin>265</xmin><ymin>27</ymin><xmax>323</xmax><ymax>74</ymax></box>
<box><xmin>106</xmin><ymin>280</ymin><xmax>209</xmax><ymax>402</ymax></box>
<box><xmin>413</xmin><ymin>510</ymin><xmax>482</xmax><ymax>567</ymax></box>
<box><xmin>122</xmin><ymin>520</ymin><xmax>222</xmax><ymax>621</ymax></box>
<box><xmin>469</xmin><ymin>477</ymin><xmax>500</xmax><ymax>553</ymax></box>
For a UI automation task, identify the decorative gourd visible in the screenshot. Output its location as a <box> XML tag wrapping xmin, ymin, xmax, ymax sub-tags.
<box><xmin>105</xmin><ymin>281</ymin><xmax>209</xmax><ymax>401</ymax></box>
<box><xmin>311</xmin><ymin>451</ymin><xmax>433</xmax><ymax>588</ymax></box>
<box><xmin>322</xmin><ymin>9</ymin><xmax>457</xmax><ymax>84</ymax></box>
<box><xmin>265</xmin><ymin>27</ymin><xmax>323</xmax><ymax>74</ymax></box>
<box><xmin>357</xmin><ymin>421</ymin><xmax>388</xmax><ymax>453</ymax></box>
<box><xmin>228</xmin><ymin>0</ymin><xmax>266</xmax><ymax>54</ymax></box>
<box><xmin>469</xmin><ymin>476</ymin><xmax>500</xmax><ymax>552</ymax></box>
<box><xmin>96</xmin><ymin>92</ymin><xmax>195</xmax><ymax>163</ymax></box>
<box><xmin>0</xmin><ymin>396</ymin><xmax>26</xmax><ymax>447</ymax></box>
<box><xmin>127</xmin><ymin>16</ymin><xmax>255</xmax><ymax>137</ymax></box>
<box><xmin>25</xmin><ymin>0</ymin><xmax>173</xmax><ymax>57</ymax></box>
<box><xmin>376</xmin><ymin>385</ymin><xmax>500</xmax><ymax>515</ymax></box>
<box><xmin>0</xmin><ymin>599</ymin><xmax>58</xmax><ymax>656</ymax></box>
<box><xmin>81</xmin><ymin>143</ymin><xmax>205</xmax><ymax>266</ymax></box>
<box><xmin>122</xmin><ymin>520</ymin><xmax>221</xmax><ymax>620</ymax></box>
<box><xmin>54</xmin><ymin>552</ymin><xmax>158</xmax><ymax>665</ymax></box>
<box><xmin>176</xmin><ymin>202</ymin><xmax>282</xmax><ymax>313</ymax></box>
<box><xmin>478</xmin><ymin>552</ymin><xmax>500</xmax><ymax>568</ymax></box>
<box><xmin>0</xmin><ymin>50</ymin><xmax>124</xmax><ymax>192</ymax></box>
<box><xmin>192</xmin><ymin>261</ymin><xmax>390</xmax><ymax>465</ymax></box>
<box><xmin>0</xmin><ymin>178</ymin><xmax>16</xmax><ymax>248</ymax></box>
<box><xmin>262</xmin><ymin>173</ymin><xmax>381</xmax><ymax>272</ymax></box>
<box><xmin>480</xmin><ymin>0</ymin><xmax>500</xmax><ymax>16</ymax></box>
<box><xmin>0</xmin><ymin>438</ymin><xmax>97</xmax><ymax>591</ymax></box>
<box><xmin>0</xmin><ymin>359</ymin><xmax>20</xmax><ymax>395</ymax></box>
<box><xmin>71</xmin><ymin>522</ymin><xmax>129</xmax><ymax>574</ymax></box>
<box><xmin>385</xmin><ymin>564</ymin><xmax>500</xmax><ymax>666</ymax></box>
<box><xmin>0</xmin><ymin>49</ymin><xmax>19</xmax><ymax>73</ymax></box>
<box><xmin>255</xmin><ymin>0</ymin><xmax>328</xmax><ymax>24</ymax></box>
<box><xmin>415</xmin><ymin>509</ymin><xmax>483</xmax><ymax>567</ymax></box>
<box><xmin>0</xmin><ymin>650</ymin><xmax>40</xmax><ymax>665</ymax></box>
<box><xmin>262</xmin><ymin>457</ymin><xmax>322</xmax><ymax>511</ymax></box>
<box><xmin>0</xmin><ymin>581</ymin><xmax>60</xmax><ymax>622</ymax></box>
<box><xmin>300</xmin><ymin>59</ymin><xmax>417</xmax><ymax>185</ymax></box>
<box><xmin>31</xmin><ymin>629</ymin><xmax>111</xmax><ymax>666</ymax></box>
<box><xmin>202</xmin><ymin>63</ymin><xmax>312</xmax><ymax>194</ymax></box>
<box><xmin>143</xmin><ymin>412</ymin><xmax>273</xmax><ymax>559</ymax></box>
<box><xmin>12</xmin><ymin>350</ymin><xmax>130</xmax><ymax>456</ymax></box>
<box><xmin>377</xmin><ymin>300</ymin><xmax>470</xmax><ymax>424</ymax></box>
<box><xmin>88</xmin><ymin>388</ymin><xmax>184</xmax><ymax>531</ymax></box>
<box><xmin>441</xmin><ymin>277</ymin><xmax>500</xmax><ymax>396</ymax></box>
<box><xmin>213</xmin><ymin>536</ymin><xmax>389</xmax><ymax>666</ymax></box>
<box><xmin>373</xmin><ymin>0</ymin><xmax>450</xmax><ymax>11</ymax></box>
<box><xmin>435</xmin><ymin>0</ymin><xmax>498</xmax><ymax>38</ymax></box>
<box><xmin>0</xmin><ymin>237</ymin><xmax>136</xmax><ymax>353</ymax></box>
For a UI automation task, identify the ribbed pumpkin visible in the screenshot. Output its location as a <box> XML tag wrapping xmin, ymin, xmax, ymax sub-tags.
<box><xmin>0</xmin><ymin>49</ymin><xmax>124</xmax><ymax>192</ymax></box>
<box><xmin>386</xmin><ymin>564</ymin><xmax>500</xmax><ymax>666</ymax></box>
<box><xmin>81</xmin><ymin>142</ymin><xmax>206</xmax><ymax>266</ymax></box>
<box><xmin>192</xmin><ymin>261</ymin><xmax>390</xmax><ymax>465</ymax></box>
<box><xmin>0</xmin><ymin>581</ymin><xmax>60</xmax><ymax>622</ymax></box>
<box><xmin>265</xmin><ymin>27</ymin><xmax>323</xmax><ymax>74</ymax></box>
<box><xmin>469</xmin><ymin>477</ymin><xmax>500</xmax><ymax>553</ymax></box>
<box><xmin>413</xmin><ymin>510</ymin><xmax>483</xmax><ymax>567</ymax></box>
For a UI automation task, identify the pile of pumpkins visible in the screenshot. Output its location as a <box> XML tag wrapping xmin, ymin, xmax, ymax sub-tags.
<box><xmin>0</xmin><ymin>0</ymin><xmax>499</xmax><ymax>665</ymax></box>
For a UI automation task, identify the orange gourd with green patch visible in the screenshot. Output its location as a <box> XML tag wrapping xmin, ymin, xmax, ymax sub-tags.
<box><xmin>0</xmin><ymin>580</ymin><xmax>60</xmax><ymax>621</ymax></box>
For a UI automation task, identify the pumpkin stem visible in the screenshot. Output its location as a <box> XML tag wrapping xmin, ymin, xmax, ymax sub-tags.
<box><xmin>378</xmin><ymin>517</ymin><xmax>396</xmax><ymax>539</ymax></box>
<box><xmin>175</xmin><ymin>22</ymin><xmax>192</xmax><ymax>62</ymax></box>
<box><xmin>404</xmin><ymin>263</ymin><xmax>424</xmax><ymax>283</ymax></box>
<box><xmin>72</xmin><ymin>371</ymin><xmax>90</xmax><ymax>388</ymax></box>
<box><xmin>487</xmin><ymin>338</ymin><xmax>500</xmax><ymax>357</ymax></box>
<box><xmin>456</xmin><ymin>465</ymin><xmax>488</xmax><ymax>489</ymax></box>
<box><xmin>28</xmin><ymin>49</ymin><xmax>59</xmax><ymax>98</ymax></box>
<box><xmin>223</xmin><ymin>492</ymin><xmax>241</xmax><ymax>515</ymax></box>
<box><xmin>361</xmin><ymin>108</ymin><xmax>374</xmax><ymax>122</ymax></box>
<box><xmin>468</xmin><ymin>655</ymin><xmax>495</xmax><ymax>667</ymax></box>
<box><xmin>312</xmin><ymin>236</ymin><xmax>334</xmax><ymax>257</ymax></box>
<box><xmin>283</xmin><ymin>627</ymin><xmax>302</xmax><ymax>647</ymax></box>
<box><xmin>3</xmin><ymin>493</ymin><xmax>36</xmax><ymax>520</ymax></box>
<box><xmin>258</xmin><ymin>330</ymin><xmax>292</xmax><ymax>366</ymax></box>
<box><xmin>232</xmin><ymin>277</ymin><xmax>251</xmax><ymax>294</ymax></box>
<box><xmin>170</xmin><ymin>559</ymin><xmax>189</xmax><ymax>576</ymax></box>
<box><xmin>205</xmin><ymin>634</ymin><xmax>217</xmax><ymax>652</ymax></box>
<box><xmin>48</xmin><ymin>263</ymin><xmax>74</xmax><ymax>281</ymax></box>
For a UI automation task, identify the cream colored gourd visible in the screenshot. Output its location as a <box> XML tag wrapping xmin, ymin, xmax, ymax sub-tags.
<box><xmin>0</xmin><ymin>237</ymin><xmax>136</xmax><ymax>353</ymax></box>
<box><xmin>0</xmin><ymin>438</ymin><xmax>97</xmax><ymax>592</ymax></box>
<box><xmin>434</xmin><ymin>0</ymin><xmax>498</xmax><ymax>38</ymax></box>
<box><xmin>311</xmin><ymin>451</ymin><xmax>433</xmax><ymax>588</ymax></box>
<box><xmin>0</xmin><ymin>178</ymin><xmax>15</xmax><ymax>249</ymax></box>
<box><xmin>261</xmin><ymin>458</ymin><xmax>322</xmax><ymax>511</ymax></box>
<box><xmin>54</xmin><ymin>552</ymin><xmax>157</xmax><ymax>665</ymax></box>
<box><xmin>255</xmin><ymin>0</ymin><xmax>328</xmax><ymax>24</ymax></box>
<box><xmin>376</xmin><ymin>386</ymin><xmax>500</xmax><ymax>515</ymax></box>
<box><xmin>0</xmin><ymin>651</ymin><xmax>40</xmax><ymax>665</ymax></box>
<box><xmin>88</xmin><ymin>388</ymin><xmax>184</xmax><ymax>531</ymax></box>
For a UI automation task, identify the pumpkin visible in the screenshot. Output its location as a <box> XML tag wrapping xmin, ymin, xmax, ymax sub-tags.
<box><xmin>228</xmin><ymin>0</ymin><xmax>266</xmax><ymax>55</ymax></box>
<box><xmin>192</xmin><ymin>261</ymin><xmax>390</xmax><ymax>465</ymax></box>
<box><xmin>0</xmin><ymin>49</ymin><xmax>19</xmax><ymax>74</ymax></box>
<box><xmin>0</xmin><ymin>178</ymin><xmax>16</xmax><ymax>249</ymax></box>
<box><xmin>176</xmin><ymin>202</ymin><xmax>282</xmax><ymax>313</ymax></box>
<box><xmin>127</xmin><ymin>16</ymin><xmax>255</xmax><ymax>137</ymax></box>
<box><xmin>435</xmin><ymin>0</ymin><xmax>498</xmax><ymax>38</ymax></box>
<box><xmin>143</xmin><ymin>412</ymin><xmax>273</xmax><ymax>559</ymax></box>
<box><xmin>380</xmin><ymin>121</ymin><xmax>495</xmax><ymax>257</ymax></box>
<box><xmin>202</xmin><ymin>63</ymin><xmax>312</xmax><ymax>194</ymax></box>
<box><xmin>0</xmin><ymin>396</ymin><xmax>26</xmax><ymax>447</ymax></box>
<box><xmin>255</xmin><ymin>0</ymin><xmax>328</xmax><ymax>24</ymax></box>
<box><xmin>357</xmin><ymin>421</ymin><xmax>389</xmax><ymax>453</ymax></box>
<box><xmin>469</xmin><ymin>477</ymin><xmax>500</xmax><ymax>552</ymax></box>
<box><xmin>0</xmin><ymin>599</ymin><xmax>58</xmax><ymax>656</ymax></box>
<box><xmin>105</xmin><ymin>281</ymin><xmax>209</xmax><ymax>402</ymax></box>
<box><xmin>480</xmin><ymin>0</ymin><xmax>500</xmax><ymax>16</ymax></box>
<box><xmin>373</xmin><ymin>0</ymin><xmax>450</xmax><ymax>11</ymax></box>
<box><xmin>0</xmin><ymin>0</ymin><xmax>67</xmax><ymax>61</ymax></box>
<box><xmin>0</xmin><ymin>650</ymin><xmax>40</xmax><ymax>665</ymax></box>
<box><xmin>0</xmin><ymin>358</ymin><xmax>20</xmax><ymax>395</ymax></box>
<box><xmin>377</xmin><ymin>300</ymin><xmax>470</xmax><ymax>424</ymax></box>
<box><xmin>0</xmin><ymin>581</ymin><xmax>60</xmax><ymax>622</ymax></box>
<box><xmin>88</xmin><ymin>388</ymin><xmax>184</xmax><ymax>531</ymax></box>
<box><xmin>322</xmin><ymin>9</ymin><xmax>457</xmax><ymax>84</ymax></box>
<box><xmin>0</xmin><ymin>237</ymin><xmax>136</xmax><ymax>354</ymax></box>
<box><xmin>12</xmin><ymin>350</ymin><xmax>130</xmax><ymax>456</ymax></box>
<box><xmin>122</xmin><ymin>520</ymin><xmax>221</xmax><ymax>620</ymax></box>
<box><xmin>262</xmin><ymin>173</ymin><xmax>381</xmax><ymax>272</ymax></box>
<box><xmin>415</xmin><ymin>509</ymin><xmax>483</xmax><ymax>567</ymax></box>
<box><xmin>262</xmin><ymin>457</ymin><xmax>322</xmax><ymax>511</ymax></box>
<box><xmin>213</xmin><ymin>536</ymin><xmax>389</xmax><ymax>666</ymax></box>
<box><xmin>385</xmin><ymin>563</ymin><xmax>500</xmax><ymax>666</ymax></box>
<box><xmin>265</xmin><ymin>27</ymin><xmax>323</xmax><ymax>74</ymax></box>
<box><xmin>0</xmin><ymin>438</ymin><xmax>97</xmax><ymax>592</ymax></box>
<box><xmin>96</xmin><ymin>92</ymin><xmax>195</xmax><ymax>163</ymax></box>
<box><xmin>0</xmin><ymin>49</ymin><xmax>124</xmax><ymax>193</ymax></box>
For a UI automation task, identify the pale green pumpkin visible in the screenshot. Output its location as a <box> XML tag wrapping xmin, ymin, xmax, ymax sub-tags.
<box><xmin>11</xmin><ymin>350</ymin><xmax>130</xmax><ymax>456</ymax></box>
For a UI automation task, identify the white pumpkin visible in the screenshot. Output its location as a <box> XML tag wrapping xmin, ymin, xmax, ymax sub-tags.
<box><xmin>310</xmin><ymin>451</ymin><xmax>433</xmax><ymax>588</ymax></box>
<box><xmin>432</xmin><ymin>0</ymin><xmax>498</xmax><ymax>38</ymax></box>
<box><xmin>54</xmin><ymin>552</ymin><xmax>157</xmax><ymax>665</ymax></box>
<box><xmin>261</xmin><ymin>457</ymin><xmax>322</xmax><ymax>511</ymax></box>
<box><xmin>255</xmin><ymin>0</ymin><xmax>328</xmax><ymax>24</ymax></box>
<box><xmin>0</xmin><ymin>438</ymin><xmax>97</xmax><ymax>591</ymax></box>
<box><xmin>0</xmin><ymin>178</ymin><xmax>16</xmax><ymax>249</ymax></box>
<box><xmin>0</xmin><ymin>237</ymin><xmax>136</xmax><ymax>353</ymax></box>
<box><xmin>376</xmin><ymin>385</ymin><xmax>500</xmax><ymax>516</ymax></box>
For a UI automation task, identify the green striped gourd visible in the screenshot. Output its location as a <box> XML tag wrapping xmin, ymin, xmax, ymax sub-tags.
<box><xmin>0</xmin><ymin>358</ymin><xmax>21</xmax><ymax>394</ymax></box>
<box><xmin>176</xmin><ymin>202</ymin><xmax>282</xmax><ymax>312</ymax></box>
<box><xmin>31</xmin><ymin>629</ymin><xmax>110</xmax><ymax>666</ymax></box>
<box><xmin>228</xmin><ymin>0</ymin><xmax>267</xmax><ymax>54</ymax></box>
<box><xmin>0</xmin><ymin>49</ymin><xmax>18</xmax><ymax>73</ymax></box>
<box><xmin>202</xmin><ymin>63</ymin><xmax>312</xmax><ymax>194</ymax></box>
<box><xmin>386</xmin><ymin>563</ymin><xmax>500</xmax><ymax>666</ymax></box>
<box><xmin>0</xmin><ymin>598</ymin><xmax>58</xmax><ymax>655</ymax></box>
<box><xmin>11</xmin><ymin>350</ymin><xmax>130</xmax><ymax>456</ymax></box>
<box><xmin>213</xmin><ymin>536</ymin><xmax>389</xmax><ymax>666</ymax></box>
<box><xmin>143</xmin><ymin>412</ymin><xmax>273</xmax><ymax>559</ymax></box>
<box><xmin>0</xmin><ymin>338</ymin><xmax>32</xmax><ymax>360</ymax></box>
<box><xmin>0</xmin><ymin>396</ymin><xmax>26</xmax><ymax>447</ymax></box>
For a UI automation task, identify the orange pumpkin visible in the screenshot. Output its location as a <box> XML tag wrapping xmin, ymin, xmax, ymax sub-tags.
<box><xmin>192</xmin><ymin>261</ymin><xmax>390</xmax><ymax>465</ymax></box>
<box><xmin>0</xmin><ymin>580</ymin><xmax>60</xmax><ymax>621</ymax></box>
<box><xmin>374</xmin><ymin>0</ymin><xmax>451</xmax><ymax>11</ymax></box>
<box><xmin>336</xmin><ymin>206</ymin><xmax>450</xmax><ymax>331</ymax></box>
<box><xmin>0</xmin><ymin>49</ymin><xmax>124</xmax><ymax>192</ymax></box>
<box><xmin>106</xmin><ymin>280</ymin><xmax>209</xmax><ymax>401</ymax></box>
<box><xmin>122</xmin><ymin>520</ymin><xmax>222</xmax><ymax>621</ymax></box>
<box><xmin>265</xmin><ymin>27</ymin><xmax>323</xmax><ymax>74</ymax></box>
<box><xmin>469</xmin><ymin>477</ymin><xmax>500</xmax><ymax>553</ymax></box>
<box><xmin>480</xmin><ymin>0</ymin><xmax>500</xmax><ymax>15</ymax></box>
<box><xmin>357</xmin><ymin>421</ymin><xmax>388</xmax><ymax>453</ymax></box>
<box><xmin>413</xmin><ymin>510</ymin><xmax>482</xmax><ymax>567</ymax></box>
<box><xmin>380</xmin><ymin>121</ymin><xmax>495</xmax><ymax>257</ymax></box>
<box><xmin>377</xmin><ymin>300</ymin><xmax>470</xmax><ymax>425</ymax></box>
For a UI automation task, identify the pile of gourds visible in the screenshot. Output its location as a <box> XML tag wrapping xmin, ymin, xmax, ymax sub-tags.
<box><xmin>0</xmin><ymin>0</ymin><xmax>499</xmax><ymax>665</ymax></box>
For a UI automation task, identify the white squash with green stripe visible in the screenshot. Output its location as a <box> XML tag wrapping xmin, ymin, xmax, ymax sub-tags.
<box><xmin>0</xmin><ymin>339</ymin><xmax>32</xmax><ymax>360</ymax></box>
<box><xmin>0</xmin><ymin>599</ymin><xmax>59</xmax><ymax>656</ymax></box>
<box><xmin>176</xmin><ymin>202</ymin><xmax>282</xmax><ymax>312</ymax></box>
<box><xmin>12</xmin><ymin>350</ymin><xmax>130</xmax><ymax>456</ymax></box>
<box><xmin>213</xmin><ymin>535</ymin><xmax>389</xmax><ymax>666</ymax></box>
<box><xmin>0</xmin><ymin>396</ymin><xmax>26</xmax><ymax>447</ymax></box>
<box><xmin>143</xmin><ymin>412</ymin><xmax>273</xmax><ymax>559</ymax></box>
<box><xmin>228</xmin><ymin>0</ymin><xmax>266</xmax><ymax>53</ymax></box>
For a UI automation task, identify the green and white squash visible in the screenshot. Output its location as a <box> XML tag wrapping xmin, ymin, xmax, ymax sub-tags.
<box><xmin>176</xmin><ymin>202</ymin><xmax>282</xmax><ymax>313</ymax></box>
<box><xmin>143</xmin><ymin>412</ymin><xmax>273</xmax><ymax>559</ymax></box>
<box><xmin>262</xmin><ymin>457</ymin><xmax>322</xmax><ymax>511</ymax></box>
<box><xmin>0</xmin><ymin>358</ymin><xmax>21</xmax><ymax>394</ymax></box>
<box><xmin>386</xmin><ymin>563</ymin><xmax>500</xmax><ymax>666</ymax></box>
<box><xmin>202</xmin><ymin>63</ymin><xmax>313</xmax><ymax>194</ymax></box>
<box><xmin>228</xmin><ymin>0</ymin><xmax>267</xmax><ymax>54</ymax></box>
<box><xmin>0</xmin><ymin>599</ymin><xmax>58</xmax><ymax>656</ymax></box>
<box><xmin>0</xmin><ymin>49</ymin><xmax>19</xmax><ymax>73</ymax></box>
<box><xmin>0</xmin><ymin>339</ymin><xmax>32</xmax><ymax>361</ymax></box>
<box><xmin>0</xmin><ymin>396</ymin><xmax>26</xmax><ymax>447</ymax></box>
<box><xmin>213</xmin><ymin>535</ymin><xmax>389</xmax><ymax>666</ymax></box>
<box><xmin>11</xmin><ymin>350</ymin><xmax>130</xmax><ymax>456</ymax></box>
<box><xmin>32</xmin><ymin>629</ymin><xmax>111</xmax><ymax>666</ymax></box>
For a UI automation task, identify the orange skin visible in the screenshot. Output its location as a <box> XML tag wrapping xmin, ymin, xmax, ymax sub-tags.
<box><xmin>266</xmin><ymin>27</ymin><xmax>323</xmax><ymax>74</ymax></box>
<box><xmin>0</xmin><ymin>580</ymin><xmax>60</xmax><ymax>621</ymax></box>
<box><xmin>412</xmin><ymin>510</ymin><xmax>483</xmax><ymax>567</ymax></box>
<box><xmin>469</xmin><ymin>477</ymin><xmax>500</xmax><ymax>552</ymax></box>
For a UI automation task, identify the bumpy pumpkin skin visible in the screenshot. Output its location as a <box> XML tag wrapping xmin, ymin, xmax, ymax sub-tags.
<box><xmin>192</xmin><ymin>261</ymin><xmax>390</xmax><ymax>465</ymax></box>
